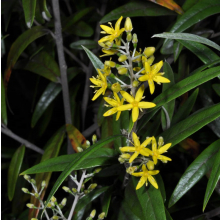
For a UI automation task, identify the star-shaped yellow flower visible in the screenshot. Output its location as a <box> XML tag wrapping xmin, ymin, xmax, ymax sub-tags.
<box><xmin>103</xmin><ymin>92</ymin><xmax>124</xmax><ymax>120</ymax></box>
<box><xmin>120</xmin><ymin>132</ymin><xmax>152</xmax><ymax>163</ymax></box>
<box><xmin>90</xmin><ymin>69</ymin><xmax>107</xmax><ymax>101</ymax></box>
<box><xmin>99</xmin><ymin>16</ymin><xmax>125</xmax><ymax>43</ymax></box>
<box><xmin>138</xmin><ymin>61</ymin><xmax>170</xmax><ymax>94</ymax></box>
<box><xmin>150</xmin><ymin>136</ymin><xmax>172</xmax><ymax>165</ymax></box>
<box><xmin>132</xmin><ymin>164</ymin><xmax>159</xmax><ymax>190</ymax></box>
<box><xmin>118</xmin><ymin>85</ymin><xmax>156</xmax><ymax>122</ymax></box>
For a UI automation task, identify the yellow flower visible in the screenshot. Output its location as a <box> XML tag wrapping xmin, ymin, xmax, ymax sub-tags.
<box><xmin>99</xmin><ymin>16</ymin><xmax>125</xmax><ymax>43</ymax></box>
<box><xmin>117</xmin><ymin>85</ymin><xmax>156</xmax><ymax>122</ymax></box>
<box><xmin>120</xmin><ymin>132</ymin><xmax>152</xmax><ymax>163</ymax></box>
<box><xmin>150</xmin><ymin>136</ymin><xmax>172</xmax><ymax>165</ymax></box>
<box><xmin>99</xmin><ymin>64</ymin><xmax>111</xmax><ymax>76</ymax></box>
<box><xmin>103</xmin><ymin>92</ymin><xmax>124</xmax><ymax>120</ymax></box>
<box><xmin>132</xmin><ymin>49</ymin><xmax>142</xmax><ymax>63</ymax></box>
<box><xmin>90</xmin><ymin>69</ymin><xmax>107</xmax><ymax>101</ymax></box>
<box><xmin>138</xmin><ymin>61</ymin><xmax>170</xmax><ymax>94</ymax></box>
<box><xmin>132</xmin><ymin>164</ymin><xmax>159</xmax><ymax>190</ymax></box>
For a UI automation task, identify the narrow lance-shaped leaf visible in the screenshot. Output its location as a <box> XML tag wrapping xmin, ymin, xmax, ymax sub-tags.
<box><xmin>39</xmin><ymin>0</ymin><xmax>52</xmax><ymax>20</ymax></box>
<box><xmin>168</xmin><ymin>140</ymin><xmax>220</xmax><ymax>208</ymax></box>
<box><xmin>22</xmin><ymin>0</ymin><xmax>37</xmax><ymax>28</ymax></box>
<box><xmin>8</xmin><ymin>145</ymin><xmax>25</xmax><ymax>201</ymax></box>
<box><xmin>70</xmin><ymin>40</ymin><xmax>97</xmax><ymax>50</ymax></box>
<box><xmin>1</xmin><ymin>74</ymin><xmax>7</xmax><ymax>125</ymax></box>
<box><xmin>203</xmin><ymin>150</ymin><xmax>220</xmax><ymax>211</ymax></box>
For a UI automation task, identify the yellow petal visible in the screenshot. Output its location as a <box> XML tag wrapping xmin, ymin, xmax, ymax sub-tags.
<box><xmin>153</xmin><ymin>155</ymin><xmax>158</xmax><ymax>165</ymax></box>
<box><xmin>104</xmin><ymin>97</ymin><xmax>118</xmax><ymax>106</ymax></box>
<box><xmin>132</xmin><ymin>106</ymin><xmax>139</xmax><ymax>122</ymax></box>
<box><xmin>132</xmin><ymin>172</ymin><xmax>143</xmax><ymax>177</ymax></box>
<box><xmin>120</xmin><ymin>91</ymin><xmax>134</xmax><ymax>103</ymax></box>
<box><xmin>115</xmin><ymin>16</ymin><xmax>123</xmax><ymax>31</ymax></box>
<box><xmin>152</xmin><ymin>137</ymin><xmax>157</xmax><ymax>151</ymax></box>
<box><xmin>145</xmin><ymin>62</ymin><xmax>151</xmax><ymax>74</ymax></box>
<box><xmin>136</xmin><ymin>176</ymin><xmax>147</xmax><ymax>190</ymax></box>
<box><xmin>97</xmin><ymin>69</ymin><xmax>106</xmax><ymax>82</ymax></box>
<box><xmin>118</xmin><ymin>28</ymin><xmax>125</xmax><ymax>37</ymax></box>
<box><xmin>116</xmin><ymin>111</ymin><xmax>121</xmax><ymax>121</ymax></box>
<box><xmin>158</xmin><ymin>143</ymin><xmax>172</xmax><ymax>154</ymax></box>
<box><xmin>103</xmin><ymin>107</ymin><xmax>118</xmax><ymax>117</ymax></box>
<box><xmin>154</xmin><ymin>75</ymin><xmax>170</xmax><ymax>83</ymax></box>
<box><xmin>133</xmin><ymin>67</ymin><xmax>141</xmax><ymax>72</ymax></box>
<box><xmin>158</xmin><ymin>155</ymin><xmax>172</xmax><ymax>161</ymax></box>
<box><xmin>138</xmin><ymin>75</ymin><xmax>148</xmax><ymax>82</ymax></box>
<box><xmin>141</xmin><ymin>137</ymin><xmax>152</xmax><ymax>147</ymax></box>
<box><xmin>113</xmin><ymin>92</ymin><xmax>120</xmax><ymax>103</ymax></box>
<box><xmin>147</xmin><ymin>175</ymin><xmax>158</xmax><ymax>189</ymax></box>
<box><xmin>118</xmin><ymin>103</ymin><xmax>133</xmax><ymax>111</ymax></box>
<box><xmin>129</xmin><ymin>151</ymin><xmax>139</xmax><ymax>163</ymax></box>
<box><xmin>135</xmin><ymin>84</ymin><xmax>144</xmax><ymax>102</ymax></box>
<box><xmin>142</xmin><ymin>164</ymin><xmax>147</xmax><ymax>172</ymax></box>
<box><xmin>140</xmin><ymin>149</ymin><xmax>150</xmax><ymax>157</ymax></box>
<box><xmin>148</xmin><ymin>170</ymin><xmax>160</xmax><ymax>175</ymax></box>
<box><xmin>151</xmin><ymin>60</ymin><xmax>163</xmax><ymax>75</ymax></box>
<box><xmin>90</xmin><ymin>78</ymin><xmax>102</xmax><ymax>86</ymax></box>
<box><xmin>100</xmin><ymin>25</ymin><xmax>114</xmax><ymax>34</ymax></box>
<box><xmin>92</xmin><ymin>88</ymin><xmax>104</xmax><ymax>101</ymax></box>
<box><xmin>132</xmin><ymin>132</ymin><xmax>140</xmax><ymax>147</ymax></box>
<box><xmin>138</xmin><ymin>101</ymin><xmax>156</xmax><ymax>109</ymax></box>
<box><xmin>141</xmin><ymin>148</ymin><xmax>152</xmax><ymax>155</ymax></box>
<box><xmin>98</xmin><ymin>35</ymin><xmax>113</xmax><ymax>43</ymax></box>
<box><xmin>148</xmin><ymin>79</ymin><xmax>155</xmax><ymax>94</ymax></box>
<box><xmin>120</xmin><ymin>146</ymin><xmax>135</xmax><ymax>152</ymax></box>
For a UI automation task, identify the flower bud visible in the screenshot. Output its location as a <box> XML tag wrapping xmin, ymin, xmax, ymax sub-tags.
<box><xmin>90</xmin><ymin>209</ymin><xmax>96</xmax><ymax>218</ymax></box>
<box><xmin>143</xmin><ymin>47</ymin><xmax>155</xmax><ymax>58</ymax></box>
<box><xmin>31</xmin><ymin>218</ymin><xmax>38</xmax><ymax>220</ymax></box>
<box><xmin>94</xmin><ymin>168</ymin><xmax>102</xmax><ymax>173</ymax></box>
<box><xmin>132</xmin><ymin>33</ymin><xmax>138</xmax><ymax>44</ymax></box>
<box><xmin>24</xmin><ymin>174</ymin><xmax>31</xmax><ymax>181</ymax></box>
<box><xmin>121</xmin><ymin>153</ymin><xmax>131</xmax><ymax>159</ymax></box>
<box><xmin>81</xmin><ymin>184</ymin><xmax>85</xmax><ymax>191</ymax></box>
<box><xmin>47</xmin><ymin>202</ymin><xmax>53</xmax><ymax>208</ymax></box>
<box><xmin>98</xmin><ymin>41</ymin><xmax>113</xmax><ymax>49</ymax></box>
<box><xmin>126</xmin><ymin>166</ymin><xmax>137</xmax><ymax>174</ymax></box>
<box><xmin>22</xmin><ymin>188</ymin><xmax>29</xmax><ymax>193</ymax></box>
<box><xmin>105</xmin><ymin>60</ymin><xmax>116</xmax><ymax>68</ymax></box>
<box><xmin>161</xmin><ymin>160</ymin><xmax>168</xmax><ymax>164</ymax></box>
<box><xmin>62</xmin><ymin>186</ymin><xmax>70</xmax><ymax>192</ymax></box>
<box><xmin>51</xmin><ymin>196</ymin><xmax>56</xmax><ymax>203</ymax></box>
<box><xmin>52</xmin><ymin>216</ymin><xmax>59</xmax><ymax>220</ymax></box>
<box><xmin>118</xmin><ymin>157</ymin><xmax>125</xmax><ymax>164</ymax></box>
<box><xmin>61</xmin><ymin>198</ymin><xmax>67</xmax><ymax>206</ymax></box>
<box><xmin>34</xmin><ymin>193</ymin><xmax>40</xmax><ymax>198</ymax></box>
<box><xmin>27</xmin><ymin>203</ymin><xmax>35</xmax><ymax>208</ymax></box>
<box><xmin>111</xmin><ymin>83</ymin><xmax>121</xmax><ymax>93</ymax></box>
<box><xmin>118</xmin><ymin>55</ymin><xmax>127</xmax><ymax>62</ymax></box>
<box><xmin>118</xmin><ymin>67</ymin><xmax>127</xmax><ymax>75</ymax></box>
<box><xmin>158</xmin><ymin>136</ymin><xmax>164</xmax><ymax>147</ymax></box>
<box><xmin>98</xmin><ymin>212</ymin><xmax>105</xmax><ymax>219</ymax></box>
<box><xmin>86</xmin><ymin>140</ymin><xmax>91</xmax><ymax>149</ymax></box>
<box><xmin>88</xmin><ymin>183</ymin><xmax>97</xmax><ymax>191</ymax></box>
<box><xmin>30</xmin><ymin>179</ymin><xmax>36</xmax><ymax>185</ymax></box>
<box><xmin>77</xmin><ymin>147</ymin><xmax>83</xmax><ymax>152</ymax></box>
<box><xmin>146</xmin><ymin>55</ymin><xmax>155</xmax><ymax>66</ymax></box>
<box><xmin>132</xmin><ymin>80</ymin><xmax>139</xmax><ymax>87</ymax></box>
<box><xmin>41</xmin><ymin>180</ymin><xmax>46</xmax><ymax>187</ymax></box>
<box><xmin>92</xmin><ymin>134</ymin><xmax>97</xmax><ymax>144</ymax></box>
<box><xmin>146</xmin><ymin>160</ymin><xmax>155</xmax><ymax>170</ymax></box>
<box><xmin>84</xmin><ymin>190</ymin><xmax>89</xmax><ymax>194</ymax></box>
<box><xmin>124</xmin><ymin>17</ymin><xmax>133</xmax><ymax>32</ymax></box>
<box><xmin>126</xmin><ymin>32</ymin><xmax>132</xmax><ymax>41</ymax></box>
<box><xmin>72</xmin><ymin>188</ymin><xmax>78</xmax><ymax>193</ymax></box>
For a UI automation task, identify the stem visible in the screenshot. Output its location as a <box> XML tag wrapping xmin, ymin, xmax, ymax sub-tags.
<box><xmin>68</xmin><ymin>170</ymin><xmax>86</xmax><ymax>220</ymax></box>
<box><xmin>52</xmin><ymin>0</ymin><xmax>72</xmax><ymax>151</ymax></box>
<box><xmin>1</xmin><ymin>126</ymin><xmax>44</xmax><ymax>154</ymax></box>
<box><xmin>114</xmin><ymin>77</ymin><xmax>127</xmax><ymax>85</ymax></box>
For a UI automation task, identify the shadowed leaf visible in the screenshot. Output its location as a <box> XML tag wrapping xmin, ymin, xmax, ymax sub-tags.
<box><xmin>22</xmin><ymin>0</ymin><xmax>37</xmax><ymax>28</ymax></box>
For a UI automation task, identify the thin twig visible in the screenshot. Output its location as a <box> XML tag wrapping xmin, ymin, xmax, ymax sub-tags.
<box><xmin>1</xmin><ymin>126</ymin><xmax>44</xmax><ymax>154</ymax></box>
<box><xmin>52</xmin><ymin>0</ymin><xmax>72</xmax><ymax>151</ymax></box>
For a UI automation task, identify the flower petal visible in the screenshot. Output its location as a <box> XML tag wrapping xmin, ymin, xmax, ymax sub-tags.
<box><xmin>152</xmin><ymin>155</ymin><xmax>158</xmax><ymax>165</ymax></box>
<box><xmin>140</xmin><ymin>148</ymin><xmax>152</xmax><ymax>156</ymax></box>
<box><xmin>154</xmin><ymin>75</ymin><xmax>170</xmax><ymax>83</ymax></box>
<box><xmin>98</xmin><ymin>35</ymin><xmax>113</xmax><ymax>43</ymax></box>
<box><xmin>120</xmin><ymin>91</ymin><xmax>134</xmax><ymax>103</ymax></box>
<box><xmin>142</xmin><ymin>164</ymin><xmax>147</xmax><ymax>172</ymax></box>
<box><xmin>115</xmin><ymin>16</ymin><xmax>123</xmax><ymax>31</ymax></box>
<box><xmin>158</xmin><ymin>143</ymin><xmax>172</xmax><ymax>154</ymax></box>
<box><xmin>132</xmin><ymin>107</ymin><xmax>139</xmax><ymax>122</ymax></box>
<box><xmin>136</xmin><ymin>176</ymin><xmax>147</xmax><ymax>190</ymax></box>
<box><xmin>138</xmin><ymin>75</ymin><xmax>148</xmax><ymax>82</ymax></box>
<box><xmin>132</xmin><ymin>172</ymin><xmax>143</xmax><ymax>177</ymax></box>
<box><xmin>97</xmin><ymin>69</ymin><xmax>106</xmax><ymax>82</ymax></box>
<box><xmin>113</xmin><ymin>92</ymin><xmax>120</xmax><ymax>103</ymax></box>
<box><xmin>104</xmin><ymin>97</ymin><xmax>118</xmax><ymax>106</ymax></box>
<box><xmin>141</xmin><ymin>137</ymin><xmax>152</xmax><ymax>147</ymax></box>
<box><xmin>140</xmin><ymin>149</ymin><xmax>150</xmax><ymax>157</ymax></box>
<box><xmin>148</xmin><ymin>79</ymin><xmax>155</xmax><ymax>94</ymax></box>
<box><xmin>116</xmin><ymin>111</ymin><xmax>121</xmax><ymax>121</ymax></box>
<box><xmin>147</xmin><ymin>175</ymin><xmax>158</xmax><ymax>189</ymax></box>
<box><xmin>145</xmin><ymin>62</ymin><xmax>151</xmax><ymax>74</ymax></box>
<box><xmin>103</xmin><ymin>107</ymin><xmax>118</xmax><ymax>117</ymax></box>
<box><xmin>118</xmin><ymin>104</ymin><xmax>133</xmax><ymax>111</ymax></box>
<box><xmin>120</xmin><ymin>146</ymin><xmax>135</xmax><ymax>152</ymax></box>
<box><xmin>100</xmin><ymin>25</ymin><xmax>114</xmax><ymax>34</ymax></box>
<box><xmin>148</xmin><ymin>170</ymin><xmax>160</xmax><ymax>175</ymax></box>
<box><xmin>132</xmin><ymin>132</ymin><xmax>140</xmax><ymax>147</ymax></box>
<box><xmin>129</xmin><ymin>151</ymin><xmax>139</xmax><ymax>163</ymax></box>
<box><xmin>135</xmin><ymin>84</ymin><xmax>144</xmax><ymax>102</ymax></box>
<box><xmin>151</xmin><ymin>60</ymin><xmax>163</xmax><ymax>75</ymax></box>
<box><xmin>90</xmin><ymin>78</ymin><xmax>102</xmax><ymax>86</ymax></box>
<box><xmin>158</xmin><ymin>155</ymin><xmax>172</xmax><ymax>161</ymax></box>
<box><xmin>152</xmin><ymin>137</ymin><xmax>157</xmax><ymax>151</ymax></box>
<box><xmin>92</xmin><ymin>88</ymin><xmax>104</xmax><ymax>101</ymax></box>
<box><xmin>138</xmin><ymin>101</ymin><xmax>156</xmax><ymax>109</ymax></box>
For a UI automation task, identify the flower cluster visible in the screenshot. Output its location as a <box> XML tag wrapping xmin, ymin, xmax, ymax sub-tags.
<box><xmin>90</xmin><ymin>16</ymin><xmax>172</xmax><ymax>190</ymax></box>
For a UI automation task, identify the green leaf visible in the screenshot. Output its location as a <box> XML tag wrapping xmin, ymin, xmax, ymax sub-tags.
<box><xmin>173</xmin><ymin>41</ymin><xmax>183</xmax><ymax>62</ymax></box>
<box><xmin>155</xmin><ymin>174</ymin><xmax>166</xmax><ymax>203</ymax></box>
<box><xmin>168</xmin><ymin>140</ymin><xmax>220</xmax><ymax>208</ymax></box>
<box><xmin>159</xmin><ymin>104</ymin><xmax>220</xmax><ymax>147</ymax></box>
<box><xmin>203</xmin><ymin>150</ymin><xmax>220</xmax><ymax>211</ymax></box>
<box><xmin>160</xmin><ymin>0</ymin><xmax>220</xmax><ymax>54</ymax></box>
<box><xmin>82</xmin><ymin>45</ymin><xmax>104</xmax><ymax>71</ymax></box>
<box><xmin>8</xmin><ymin>145</ymin><xmax>25</xmax><ymax>201</ymax></box>
<box><xmin>161</xmin><ymin>61</ymin><xmax>175</xmax><ymax>130</ymax></box>
<box><xmin>3</xmin><ymin>0</ymin><xmax>17</xmax><ymax>31</ymax></box>
<box><xmin>100</xmin><ymin>1</ymin><xmax>176</xmax><ymax>23</ymax></box>
<box><xmin>119</xmin><ymin>177</ymin><xmax>166</xmax><ymax>220</ymax></box>
<box><xmin>101</xmin><ymin>117</ymin><xmax>113</xmax><ymax>149</ymax></box>
<box><xmin>113</xmin><ymin>114</ymin><xmax>122</xmax><ymax>153</ymax></box>
<box><xmin>182</xmin><ymin>0</ymin><xmax>200</xmax><ymax>11</ymax></box>
<box><xmin>16</xmin><ymin>51</ymin><xmax>61</xmax><ymax>82</ymax></box>
<box><xmin>153</xmin><ymin>33</ymin><xmax>220</xmax><ymax>51</ymax></box>
<box><xmin>43</xmin><ymin>135</ymin><xmax>121</xmax><ymax>212</ymax></box>
<box><xmin>4</xmin><ymin>26</ymin><xmax>48</xmax><ymax>85</ymax></box>
<box><xmin>72</xmin><ymin>21</ymin><xmax>94</xmax><ymax>37</ymax></box>
<box><xmin>21</xmin><ymin>148</ymin><xmax>117</xmax><ymax>175</ymax></box>
<box><xmin>102</xmin><ymin>186</ymin><xmax>113</xmax><ymax>217</ymax></box>
<box><xmin>1</xmin><ymin>74</ymin><xmax>7</xmax><ymax>125</ymax></box>
<box><xmin>22</xmin><ymin>0</ymin><xmax>36</xmax><ymax>28</ymax></box>
<box><xmin>31</xmin><ymin>67</ymin><xmax>80</xmax><ymax>127</ymax></box>
<box><xmin>212</xmin><ymin>84</ymin><xmax>220</xmax><ymax>96</ymax></box>
<box><xmin>171</xmin><ymin>88</ymin><xmax>199</xmax><ymax>125</ymax></box>
<box><xmin>39</xmin><ymin>0</ymin><xmax>52</xmax><ymax>20</ymax></box>
<box><xmin>121</xmin><ymin>111</ymin><xmax>130</xmax><ymax>146</ymax></box>
<box><xmin>177</xmin><ymin>40</ymin><xmax>220</xmax><ymax>64</ymax></box>
<box><xmin>70</xmin><ymin>40</ymin><xmax>97</xmax><ymax>50</ymax></box>
<box><xmin>165</xmin><ymin>208</ymin><xmax>173</xmax><ymax>220</ymax></box>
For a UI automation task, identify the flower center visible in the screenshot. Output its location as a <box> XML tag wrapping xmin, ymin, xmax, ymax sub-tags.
<box><xmin>143</xmin><ymin>171</ymin><xmax>149</xmax><ymax>177</ymax></box>
<box><xmin>132</xmin><ymin>101</ymin><xmax>139</xmax><ymax>107</ymax></box>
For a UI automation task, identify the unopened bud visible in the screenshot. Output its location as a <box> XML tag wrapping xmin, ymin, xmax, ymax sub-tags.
<box><xmin>61</xmin><ymin>198</ymin><xmax>67</xmax><ymax>206</ymax></box>
<box><xmin>88</xmin><ymin>183</ymin><xmax>97</xmax><ymax>191</ymax></box>
<box><xmin>118</xmin><ymin>55</ymin><xmax>127</xmax><ymax>62</ymax></box>
<box><xmin>105</xmin><ymin>60</ymin><xmax>116</xmax><ymax>68</ymax></box>
<box><xmin>158</xmin><ymin>136</ymin><xmax>164</xmax><ymax>147</ymax></box>
<box><xmin>24</xmin><ymin>174</ymin><xmax>31</xmax><ymax>181</ymax></box>
<box><xmin>62</xmin><ymin>186</ymin><xmax>70</xmax><ymax>192</ymax></box>
<box><xmin>121</xmin><ymin>153</ymin><xmax>131</xmax><ymax>159</ymax></box>
<box><xmin>161</xmin><ymin>160</ymin><xmax>168</xmax><ymax>164</ymax></box>
<box><xmin>98</xmin><ymin>212</ymin><xmax>105</xmax><ymax>219</ymax></box>
<box><xmin>27</xmin><ymin>203</ymin><xmax>35</xmax><ymax>208</ymax></box>
<box><xmin>118</xmin><ymin>67</ymin><xmax>127</xmax><ymax>75</ymax></box>
<box><xmin>111</xmin><ymin>83</ymin><xmax>121</xmax><ymax>93</ymax></box>
<box><xmin>126</xmin><ymin>166</ymin><xmax>137</xmax><ymax>174</ymax></box>
<box><xmin>132</xmin><ymin>80</ymin><xmax>139</xmax><ymax>87</ymax></box>
<box><xmin>124</xmin><ymin>17</ymin><xmax>133</xmax><ymax>32</ymax></box>
<box><xmin>146</xmin><ymin>160</ymin><xmax>155</xmax><ymax>170</ymax></box>
<box><xmin>51</xmin><ymin>196</ymin><xmax>56</xmax><ymax>203</ymax></box>
<box><xmin>31</xmin><ymin>218</ymin><xmax>38</xmax><ymax>220</ymax></box>
<box><xmin>77</xmin><ymin>147</ymin><xmax>83</xmax><ymax>152</ymax></box>
<box><xmin>90</xmin><ymin>209</ymin><xmax>96</xmax><ymax>218</ymax></box>
<box><xmin>98</xmin><ymin>41</ymin><xmax>113</xmax><ymax>49</ymax></box>
<box><xmin>132</xmin><ymin>33</ymin><xmax>138</xmax><ymax>44</ymax></box>
<box><xmin>30</xmin><ymin>179</ymin><xmax>36</xmax><ymax>185</ymax></box>
<box><xmin>47</xmin><ymin>202</ymin><xmax>53</xmax><ymax>208</ymax></box>
<box><xmin>41</xmin><ymin>180</ymin><xmax>46</xmax><ymax>187</ymax></box>
<box><xmin>92</xmin><ymin>134</ymin><xmax>97</xmax><ymax>144</ymax></box>
<box><xmin>72</xmin><ymin>188</ymin><xmax>77</xmax><ymax>193</ymax></box>
<box><xmin>84</xmin><ymin>190</ymin><xmax>89</xmax><ymax>194</ymax></box>
<box><xmin>94</xmin><ymin>168</ymin><xmax>102</xmax><ymax>173</ymax></box>
<box><xmin>86</xmin><ymin>140</ymin><xmax>90</xmax><ymax>149</ymax></box>
<box><xmin>143</xmin><ymin>47</ymin><xmax>155</xmax><ymax>58</ymax></box>
<box><xmin>52</xmin><ymin>216</ymin><xmax>59</xmax><ymax>220</ymax></box>
<box><xmin>34</xmin><ymin>193</ymin><xmax>40</xmax><ymax>198</ymax></box>
<box><xmin>81</xmin><ymin>184</ymin><xmax>85</xmax><ymax>191</ymax></box>
<box><xmin>127</xmin><ymin>32</ymin><xmax>132</xmax><ymax>41</ymax></box>
<box><xmin>22</xmin><ymin>188</ymin><xmax>29</xmax><ymax>193</ymax></box>
<box><xmin>146</xmin><ymin>55</ymin><xmax>155</xmax><ymax>66</ymax></box>
<box><xmin>118</xmin><ymin>157</ymin><xmax>125</xmax><ymax>164</ymax></box>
